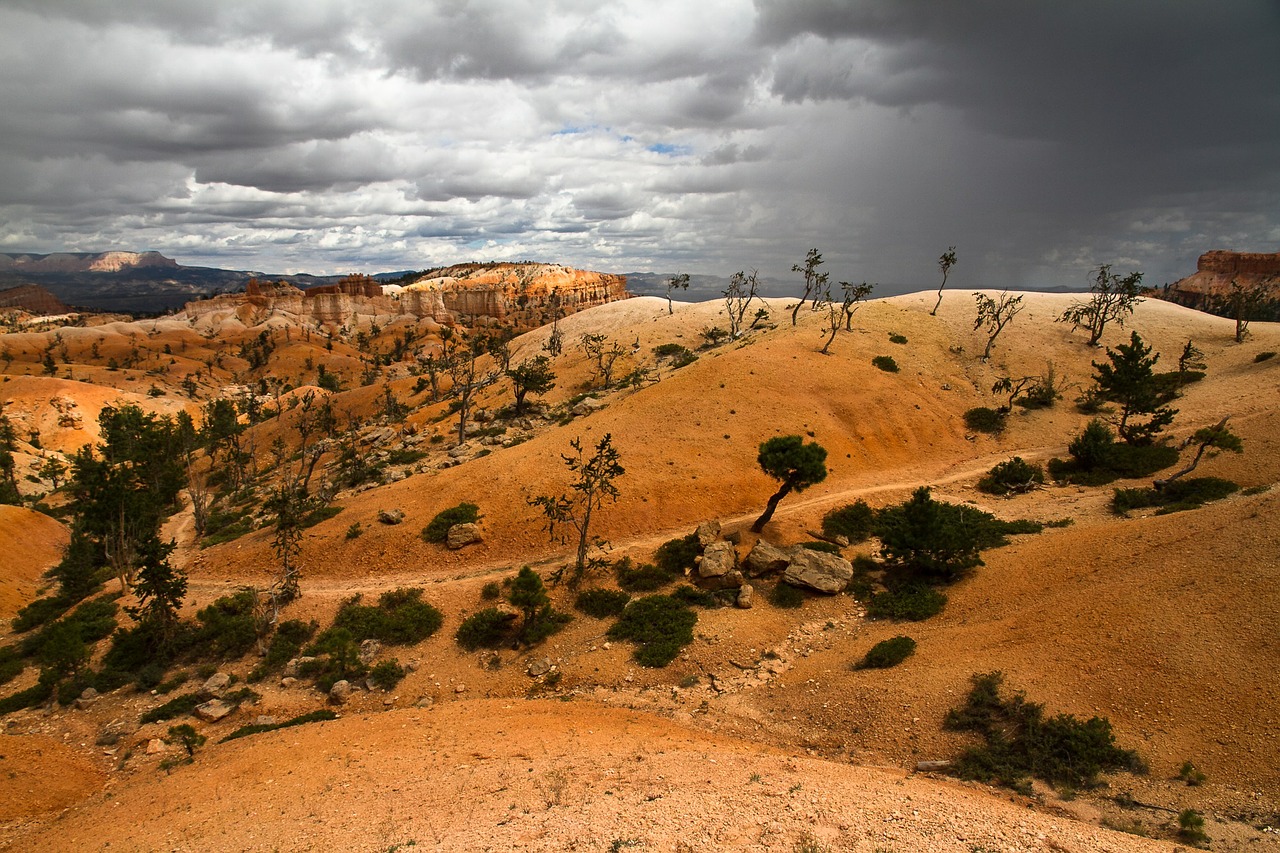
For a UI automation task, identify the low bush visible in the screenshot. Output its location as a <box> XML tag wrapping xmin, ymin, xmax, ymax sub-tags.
<box><xmin>616</xmin><ymin>559</ymin><xmax>677</xmax><ymax>592</ymax></box>
<box><xmin>262</xmin><ymin>620</ymin><xmax>317</xmax><ymax>670</ymax></box>
<box><xmin>857</xmin><ymin>636</ymin><xmax>916</xmax><ymax>669</ymax></box>
<box><xmin>386</xmin><ymin>448</ymin><xmax>427</xmax><ymax>466</ymax></box>
<box><xmin>0</xmin><ymin>677</ymin><xmax>54</xmax><ymax>715</ymax></box>
<box><xmin>1050</xmin><ymin>443</ymin><xmax>1181</xmax><ymax>486</ymax></box>
<box><xmin>222</xmin><ymin>709</ymin><xmax>338</xmax><ymax>743</ymax></box>
<box><xmin>821</xmin><ymin>500</ymin><xmax>874</xmax><ymax>543</ymax></box>
<box><xmin>977</xmin><ymin>457</ymin><xmax>1045</xmax><ymax>496</ymax></box>
<box><xmin>1112</xmin><ymin>477</ymin><xmax>1239</xmax><ymax>515</ymax></box>
<box><xmin>0</xmin><ymin>646</ymin><xmax>25</xmax><ymax>687</ymax></box>
<box><xmin>672</xmin><ymin>584</ymin><xmax>730</xmax><ymax>609</ymax></box>
<box><xmin>653</xmin><ymin>534</ymin><xmax>703</xmax><ymax>576</ymax></box>
<box><xmin>944</xmin><ymin>672</ymin><xmax>1142</xmax><ymax>792</ymax></box>
<box><xmin>12</xmin><ymin>596</ymin><xmax>71</xmax><ymax>633</ymax></box>
<box><xmin>768</xmin><ymin>582</ymin><xmax>806</xmax><ymax>609</ymax></box>
<box><xmin>368</xmin><ymin>659</ymin><xmax>406</xmax><ymax>690</ymax></box>
<box><xmin>140</xmin><ymin>691</ymin><xmax>203</xmax><ymax>724</ymax></box>
<box><xmin>607</xmin><ymin>595</ymin><xmax>697</xmax><ymax>668</ymax></box>
<box><xmin>300</xmin><ymin>627</ymin><xmax>367</xmax><ymax>692</ymax></box>
<box><xmin>331</xmin><ymin>588</ymin><xmax>444</xmax><ymax>645</ymax></box>
<box><xmin>455</xmin><ymin>608</ymin><xmax>518</xmax><ymax>650</ymax></box>
<box><xmin>191</xmin><ymin>590</ymin><xmax>259</xmax><ymax>661</ymax></box>
<box><xmin>866</xmin><ymin>583</ymin><xmax>947</xmax><ymax>621</ymax></box>
<box><xmin>964</xmin><ymin>407</ymin><xmax>1006</xmax><ymax>434</ymax></box>
<box><xmin>574</xmin><ymin>589</ymin><xmax>630</xmax><ymax>619</ymax></box>
<box><xmin>1178</xmin><ymin>809</ymin><xmax>1208</xmax><ymax>845</ymax></box>
<box><xmin>872</xmin><ymin>355</ymin><xmax>899</xmax><ymax>372</ymax></box>
<box><xmin>653</xmin><ymin>343</ymin><xmax>697</xmax><ymax>368</ymax></box>
<box><xmin>889</xmin><ymin>333</ymin><xmax>908</xmax><ymax>345</ymax></box>
<box><xmin>422</xmin><ymin>502</ymin><xmax>481</xmax><ymax>543</ymax></box>
<box><xmin>480</xmin><ymin>581</ymin><xmax>501</xmax><ymax>600</ymax></box>
<box><xmin>299</xmin><ymin>504</ymin><xmax>343</xmax><ymax>529</ymax></box>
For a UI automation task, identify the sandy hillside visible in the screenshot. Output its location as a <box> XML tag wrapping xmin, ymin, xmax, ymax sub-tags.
<box><xmin>1</xmin><ymin>289</ymin><xmax>1277</xmax><ymax>851</ymax></box>
<box><xmin>0</xmin><ymin>506</ymin><xmax>67</xmax><ymax>616</ymax></box>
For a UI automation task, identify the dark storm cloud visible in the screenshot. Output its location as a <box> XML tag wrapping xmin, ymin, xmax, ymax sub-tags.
<box><xmin>0</xmin><ymin>1</ymin><xmax>1275</xmax><ymax>285</ymax></box>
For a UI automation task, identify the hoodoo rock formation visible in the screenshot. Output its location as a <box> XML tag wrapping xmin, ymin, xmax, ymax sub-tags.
<box><xmin>185</xmin><ymin>263</ymin><xmax>629</xmax><ymax>330</ymax></box>
<box><xmin>1160</xmin><ymin>250</ymin><xmax>1280</xmax><ymax>311</ymax></box>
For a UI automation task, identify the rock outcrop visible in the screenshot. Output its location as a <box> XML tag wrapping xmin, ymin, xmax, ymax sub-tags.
<box><xmin>183</xmin><ymin>262</ymin><xmax>629</xmax><ymax>331</ymax></box>
<box><xmin>1160</xmin><ymin>250</ymin><xmax>1280</xmax><ymax>312</ymax></box>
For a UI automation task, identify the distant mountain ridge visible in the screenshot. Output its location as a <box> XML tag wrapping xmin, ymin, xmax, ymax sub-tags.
<box><xmin>0</xmin><ymin>251</ymin><xmax>400</xmax><ymax>314</ymax></box>
<box><xmin>0</xmin><ymin>251</ymin><xmax>178</xmax><ymax>274</ymax></box>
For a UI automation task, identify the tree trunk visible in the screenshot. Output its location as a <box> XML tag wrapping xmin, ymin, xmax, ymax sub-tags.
<box><xmin>751</xmin><ymin>481</ymin><xmax>794</xmax><ymax>532</ymax></box>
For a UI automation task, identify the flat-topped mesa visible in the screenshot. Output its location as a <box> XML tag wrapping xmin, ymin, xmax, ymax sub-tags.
<box><xmin>184</xmin><ymin>263</ymin><xmax>629</xmax><ymax>329</ymax></box>
<box><xmin>1160</xmin><ymin>249</ymin><xmax>1280</xmax><ymax>312</ymax></box>
<box><xmin>0</xmin><ymin>250</ymin><xmax>178</xmax><ymax>273</ymax></box>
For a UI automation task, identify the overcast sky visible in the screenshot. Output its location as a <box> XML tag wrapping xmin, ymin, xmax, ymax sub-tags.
<box><xmin>0</xmin><ymin>1</ymin><xmax>1277</xmax><ymax>292</ymax></box>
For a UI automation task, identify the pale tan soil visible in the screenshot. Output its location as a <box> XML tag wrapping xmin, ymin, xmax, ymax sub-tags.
<box><xmin>0</xmin><ymin>291</ymin><xmax>1277</xmax><ymax>850</ymax></box>
<box><xmin>2</xmin><ymin>700</ymin><xmax>1180</xmax><ymax>853</ymax></box>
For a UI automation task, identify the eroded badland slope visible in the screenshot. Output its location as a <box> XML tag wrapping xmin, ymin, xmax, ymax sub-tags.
<box><xmin>0</xmin><ymin>290</ymin><xmax>1277</xmax><ymax>851</ymax></box>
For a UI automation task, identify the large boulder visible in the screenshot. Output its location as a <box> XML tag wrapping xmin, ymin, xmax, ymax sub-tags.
<box><xmin>194</xmin><ymin>699</ymin><xmax>235</xmax><ymax>722</ymax></box>
<box><xmin>783</xmin><ymin>548</ymin><xmax>854</xmax><ymax>594</ymax></box>
<box><xmin>329</xmin><ymin>680</ymin><xmax>353</xmax><ymax>705</ymax></box>
<box><xmin>199</xmin><ymin>672</ymin><xmax>231</xmax><ymax>699</ymax></box>
<box><xmin>446</xmin><ymin>523</ymin><xmax>483</xmax><ymax>550</ymax></box>
<box><xmin>695</xmin><ymin>520</ymin><xmax>722</xmax><ymax>547</ymax></box>
<box><xmin>743</xmin><ymin>540</ymin><xmax>792</xmax><ymax>577</ymax></box>
<box><xmin>697</xmin><ymin>540</ymin><xmax>737</xmax><ymax>578</ymax></box>
<box><xmin>378</xmin><ymin>508</ymin><xmax>405</xmax><ymax>525</ymax></box>
<box><xmin>736</xmin><ymin>584</ymin><xmax>754</xmax><ymax>609</ymax></box>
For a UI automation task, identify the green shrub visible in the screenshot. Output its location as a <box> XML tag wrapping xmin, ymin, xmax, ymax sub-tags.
<box><xmin>653</xmin><ymin>534</ymin><xmax>703</xmax><ymax>575</ymax></box>
<box><xmin>301</xmin><ymin>627</ymin><xmax>367</xmax><ymax>692</ymax></box>
<box><xmin>821</xmin><ymin>500</ymin><xmax>874</xmax><ymax>543</ymax></box>
<box><xmin>0</xmin><ymin>646</ymin><xmax>25</xmax><ymax>687</ymax></box>
<box><xmin>857</xmin><ymin>636</ymin><xmax>916</xmax><ymax>669</ymax></box>
<box><xmin>299</xmin><ymin>504</ymin><xmax>343</xmax><ymax>529</ymax></box>
<box><xmin>262</xmin><ymin>620</ymin><xmax>317</xmax><ymax>670</ymax></box>
<box><xmin>889</xmin><ymin>333</ymin><xmax>908</xmax><ymax>345</ymax></box>
<box><xmin>192</xmin><ymin>590</ymin><xmax>259</xmax><ymax>661</ymax></box>
<box><xmin>653</xmin><ymin>343</ymin><xmax>697</xmax><ymax>368</ymax></box>
<box><xmin>1178</xmin><ymin>809</ymin><xmax>1208</xmax><ymax>845</ymax></box>
<box><xmin>0</xmin><ymin>678</ymin><xmax>54</xmax><ymax>715</ymax></box>
<box><xmin>607</xmin><ymin>595</ymin><xmax>696</xmax><ymax>668</ymax></box>
<box><xmin>1178</xmin><ymin>760</ymin><xmax>1207</xmax><ymax>786</ymax></box>
<box><xmin>455</xmin><ymin>608</ymin><xmax>518</xmax><ymax>650</ymax></box>
<box><xmin>1112</xmin><ymin>477</ymin><xmax>1239</xmax><ymax>515</ymax></box>
<box><xmin>12</xmin><ymin>596</ymin><xmax>71</xmax><ymax>633</ymax></box>
<box><xmin>672</xmin><ymin>584</ymin><xmax>727</xmax><ymax>609</ymax></box>
<box><xmin>800</xmin><ymin>540</ymin><xmax>842</xmax><ymax>554</ymax></box>
<box><xmin>330</xmin><ymin>588</ymin><xmax>443</xmax><ymax>646</ymax></box>
<box><xmin>768</xmin><ymin>582</ymin><xmax>806</xmax><ymax>609</ymax></box>
<box><xmin>368</xmin><ymin>659</ymin><xmax>406</xmax><ymax>690</ymax></box>
<box><xmin>872</xmin><ymin>355</ymin><xmax>899</xmax><ymax>372</ymax></box>
<box><xmin>616</xmin><ymin>559</ymin><xmax>676</xmax><ymax>592</ymax></box>
<box><xmin>386</xmin><ymin>448</ymin><xmax>427</xmax><ymax>466</ymax></box>
<box><xmin>222</xmin><ymin>709</ymin><xmax>338</xmax><ymax>742</ymax></box>
<box><xmin>977</xmin><ymin>457</ymin><xmax>1045</xmax><ymax>496</ymax></box>
<box><xmin>574</xmin><ymin>589</ymin><xmax>631</xmax><ymax>619</ymax></box>
<box><xmin>481</xmin><ymin>581</ymin><xmax>502</xmax><ymax>600</ymax></box>
<box><xmin>963</xmin><ymin>406</ymin><xmax>1005</xmax><ymax>434</ymax></box>
<box><xmin>345</xmin><ymin>522</ymin><xmax>364</xmax><ymax>540</ymax></box>
<box><xmin>422</xmin><ymin>503</ymin><xmax>481</xmax><ymax>543</ymax></box>
<box><xmin>140</xmin><ymin>691</ymin><xmax>203</xmax><ymax>724</ymax></box>
<box><xmin>866</xmin><ymin>583</ymin><xmax>947</xmax><ymax>621</ymax></box>
<box><xmin>944</xmin><ymin>672</ymin><xmax>1142</xmax><ymax>792</ymax></box>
